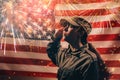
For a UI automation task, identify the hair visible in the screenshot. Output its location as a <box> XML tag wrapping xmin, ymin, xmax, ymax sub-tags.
<box><xmin>81</xmin><ymin>32</ymin><xmax>111</xmax><ymax>80</ymax></box>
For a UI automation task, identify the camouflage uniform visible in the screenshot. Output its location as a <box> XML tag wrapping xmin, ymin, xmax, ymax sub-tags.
<box><xmin>47</xmin><ymin>40</ymin><xmax>99</xmax><ymax>80</ymax></box>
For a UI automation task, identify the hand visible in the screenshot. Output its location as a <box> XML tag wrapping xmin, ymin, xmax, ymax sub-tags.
<box><xmin>53</xmin><ymin>28</ymin><xmax>63</xmax><ymax>41</ymax></box>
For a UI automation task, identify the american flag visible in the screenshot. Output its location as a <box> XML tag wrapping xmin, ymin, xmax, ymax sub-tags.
<box><xmin>0</xmin><ymin>0</ymin><xmax>120</xmax><ymax>80</ymax></box>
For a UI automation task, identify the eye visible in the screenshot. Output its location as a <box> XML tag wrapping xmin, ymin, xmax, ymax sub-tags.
<box><xmin>61</xmin><ymin>21</ymin><xmax>70</xmax><ymax>27</ymax></box>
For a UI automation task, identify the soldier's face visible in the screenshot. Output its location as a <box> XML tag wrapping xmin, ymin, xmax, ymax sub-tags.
<box><xmin>63</xmin><ymin>24</ymin><xmax>80</xmax><ymax>43</ymax></box>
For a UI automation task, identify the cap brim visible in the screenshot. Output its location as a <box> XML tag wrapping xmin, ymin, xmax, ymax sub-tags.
<box><xmin>60</xmin><ymin>17</ymin><xmax>79</xmax><ymax>27</ymax></box>
<box><xmin>60</xmin><ymin>17</ymin><xmax>92</xmax><ymax>34</ymax></box>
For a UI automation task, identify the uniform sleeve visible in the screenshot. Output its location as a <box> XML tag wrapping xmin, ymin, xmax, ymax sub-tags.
<box><xmin>46</xmin><ymin>40</ymin><xmax>61</xmax><ymax>66</ymax></box>
<box><xmin>82</xmin><ymin>60</ymin><xmax>99</xmax><ymax>80</ymax></box>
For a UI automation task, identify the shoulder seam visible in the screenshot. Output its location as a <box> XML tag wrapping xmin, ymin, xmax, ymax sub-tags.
<box><xmin>85</xmin><ymin>49</ymin><xmax>97</xmax><ymax>61</ymax></box>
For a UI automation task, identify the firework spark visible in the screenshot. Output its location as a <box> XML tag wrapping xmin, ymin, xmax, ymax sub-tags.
<box><xmin>0</xmin><ymin>0</ymin><xmax>54</xmax><ymax>54</ymax></box>
<box><xmin>0</xmin><ymin>0</ymin><xmax>120</xmax><ymax>54</ymax></box>
<box><xmin>0</xmin><ymin>0</ymin><xmax>53</xmax><ymax>37</ymax></box>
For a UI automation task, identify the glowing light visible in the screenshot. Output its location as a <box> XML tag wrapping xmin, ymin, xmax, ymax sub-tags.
<box><xmin>0</xmin><ymin>0</ymin><xmax>120</xmax><ymax>54</ymax></box>
<box><xmin>118</xmin><ymin>59</ymin><xmax>120</xmax><ymax>61</ymax></box>
<box><xmin>0</xmin><ymin>0</ymin><xmax>53</xmax><ymax>53</ymax></box>
<box><xmin>111</xmin><ymin>68</ymin><xmax>115</xmax><ymax>73</ymax></box>
<box><xmin>48</xmin><ymin>27</ymin><xmax>52</xmax><ymax>31</ymax></box>
<box><xmin>8</xmin><ymin>76</ymin><xmax>11</xmax><ymax>79</ymax></box>
<box><xmin>43</xmin><ymin>31</ymin><xmax>47</xmax><ymax>35</ymax></box>
<box><xmin>33</xmin><ymin>73</ymin><xmax>36</xmax><ymax>76</ymax></box>
<box><xmin>43</xmin><ymin>5</ymin><xmax>47</xmax><ymax>10</ymax></box>
<box><xmin>13</xmin><ymin>72</ymin><xmax>16</xmax><ymax>75</ymax></box>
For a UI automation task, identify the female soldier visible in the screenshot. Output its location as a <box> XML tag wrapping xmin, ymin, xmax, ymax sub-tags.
<box><xmin>47</xmin><ymin>16</ymin><xmax>110</xmax><ymax>80</ymax></box>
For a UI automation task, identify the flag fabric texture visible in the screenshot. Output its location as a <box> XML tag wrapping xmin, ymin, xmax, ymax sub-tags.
<box><xmin>0</xmin><ymin>0</ymin><xmax>120</xmax><ymax>80</ymax></box>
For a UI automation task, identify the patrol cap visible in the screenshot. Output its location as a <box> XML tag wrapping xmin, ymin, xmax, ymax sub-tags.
<box><xmin>60</xmin><ymin>16</ymin><xmax>92</xmax><ymax>34</ymax></box>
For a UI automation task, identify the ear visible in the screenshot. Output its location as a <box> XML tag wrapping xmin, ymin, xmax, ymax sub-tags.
<box><xmin>78</xmin><ymin>30</ymin><xmax>85</xmax><ymax>37</ymax></box>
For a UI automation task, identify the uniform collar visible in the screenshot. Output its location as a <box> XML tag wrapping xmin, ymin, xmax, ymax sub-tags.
<box><xmin>67</xmin><ymin>43</ymin><xmax>89</xmax><ymax>55</ymax></box>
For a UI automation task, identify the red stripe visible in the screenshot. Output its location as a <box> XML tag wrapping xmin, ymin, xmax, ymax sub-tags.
<box><xmin>0</xmin><ymin>57</ymin><xmax>55</xmax><ymax>67</ymax></box>
<box><xmin>97</xmin><ymin>47</ymin><xmax>120</xmax><ymax>54</ymax></box>
<box><xmin>56</xmin><ymin>0</ymin><xmax>113</xmax><ymax>4</ymax></box>
<box><xmin>0</xmin><ymin>44</ymin><xmax>46</xmax><ymax>53</ymax></box>
<box><xmin>0</xmin><ymin>70</ymin><xmax>119</xmax><ymax>79</ymax></box>
<box><xmin>88</xmin><ymin>34</ymin><xmax>120</xmax><ymax>41</ymax></box>
<box><xmin>55</xmin><ymin>21</ymin><xmax>120</xmax><ymax>28</ymax></box>
<box><xmin>91</xmin><ymin>21</ymin><xmax>120</xmax><ymax>28</ymax></box>
<box><xmin>105</xmin><ymin>61</ymin><xmax>120</xmax><ymax>67</ymax></box>
<box><xmin>0</xmin><ymin>57</ymin><xmax>120</xmax><ymax>67</ymax></box>
<box><xmin>49</xmin><ymin>0</ymin><xmax>115</xmax><ymax>10</ymax></box>
<box><xmin>0</xmin><ymin>44</ymin><xmax>120</xmax><ymax>54</ymax></box>
<box><xmin>55</xmin><ymin>7</ymin><xmax>120</xmax><ymax>16</ymax></box>
<box><xmin>0</xmin><ymin>70</ymin><xmax>57</xmax><ymax>78</ymax></box>
<box><xmin>110</xmin><ymin>74</ymin><xmax>120</xmax><ymax>79</ymax></box>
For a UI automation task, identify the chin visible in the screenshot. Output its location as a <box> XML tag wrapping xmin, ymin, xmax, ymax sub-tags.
<box><xmin>63</xmin><ymin>36</ymin><xmax>67</xmax><ymax>40</ymax></box>
<box><xmin>64</xmin><ymin>37</ymin><xmax>71</xmax><ymax>43</ymax></box>
<box><xmin>63</xmin><ymin>37</ymin><xmax>67</xmax><ymax>41</ymax></box>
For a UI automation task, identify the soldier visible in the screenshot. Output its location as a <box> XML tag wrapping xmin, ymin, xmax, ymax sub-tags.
<box><xmin>47</xmin><ymin>16</ymin><xmax>110</xmax><ymax>80</ymax></box>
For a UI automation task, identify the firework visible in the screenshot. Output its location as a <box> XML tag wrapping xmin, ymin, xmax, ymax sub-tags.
<box><xmin>0</xmin><ymin>0</ymin><xmax>53</xmax><ymax>39</ymax></box>
<box><xmin>0</xmin><ymin>0</ymin><xmax>55</xmax><ymax>54</ymax></box>
<box><xmin>0</xmin><ymin>0</ymin><xmax>120</xmax><ymax>54</ymax></box>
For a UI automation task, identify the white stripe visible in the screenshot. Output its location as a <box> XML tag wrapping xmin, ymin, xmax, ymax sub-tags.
<box><xmin>90</xmin><ymin>27</ymin><xmax>120</xmax><ymax>35</ymax></box>
<box><xmin>0</xmin><ymin>76</ymin><xmax>57</xmax><ymax>80</ymax></box>
<box><xmin>0</xmin><ymin>51</ymin><xmax>50</xmax><ymax>60</ymax></box>
<box><xmin>0</xmin><ymin>51</ymin><xmax>120</xmax><ymax>61</ymax></box>
<box><xmin>0</xmin><ymin>63</ymin><xmax>119</xmax><ymax>74</ymax></box>
<box><xmin>1</xmin><ymin>38</ymin><xmax>120</xmax><ymax>48</ymax></box>
<box><xmin>1</xmin><ymin>75</ymin><xmax>119</xmax><ymax>80</ymax></box>
<box><xmin>55</xmin><ymin>14</ymin><xmax>117</xmax><ymax>22</ymax></box>
<box><xmin>0</xmin><ymin>63</ymin><xmax>58</xmax><ymax>73</ymax></box>
<box><xmin>55</xmin><ymin>1</ymin><xmax>120</xmax><ymax>10</ymax></box>
<box><xmin>90</xmin><ymin>41</ymin><xmax>120</xmax><ymax>48</ymax></box>
<box><xmin>101</xmin><ymin>54</ymin><xmax>120</xmax><ymax>61</ymax></box>
<box><xmin>0</xmin><ymin>37</ymin><xmax>50</xmax><ymax>47</ymax></box>
<box><xmin>110</xmin><ymin>79</ymin><xmax>119</xmax><ymax>80</ymax></box>
<box><xmin>0</xmin><ymin>76</ymin><xmax>118</xmax><ymax>80</ymax></box>
<box><xmin>3</xmin><ymin>37</ymin><xmax>64</xmax><ymax>47</ymax></box>
<box><xmin>109</xmin><ymin>67</ymin><xmax>120</xmax><ymax>74</ymax></box>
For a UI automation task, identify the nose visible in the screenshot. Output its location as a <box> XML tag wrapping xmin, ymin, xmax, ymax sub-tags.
<box><xmin>63</xmin><ymin>26</ymin><xmax>69</xmax><ymax>32</ymax></box>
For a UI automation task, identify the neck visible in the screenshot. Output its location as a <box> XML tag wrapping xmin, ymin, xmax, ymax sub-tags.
<box><xmin>69</xmin><ymin>42</ymin><xmax>83</xmax><ymax>51</ymax></box>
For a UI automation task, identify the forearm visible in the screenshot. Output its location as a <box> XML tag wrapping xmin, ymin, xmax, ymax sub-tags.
<box><xmin>47</xmin><ymin>39</ymin><xmax>61</xmax><ymax>65</ymax></box>
<box><xmin>47</xmin><ymin>28</ymin><xmax>63</xmax><ymax>65</ymax></box>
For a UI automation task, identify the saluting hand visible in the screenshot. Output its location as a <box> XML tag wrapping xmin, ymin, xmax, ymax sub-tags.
<box><xmin>53</xmin><ymin>28</ymin><xmax>63</xmax><ymax>42</ymax></box>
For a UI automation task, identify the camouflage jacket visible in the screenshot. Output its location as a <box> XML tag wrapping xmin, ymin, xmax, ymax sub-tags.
<box><xmin>47</xmin><ymin>40</ymin><xmax>99</xmax><ymax>80</ymax></box>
